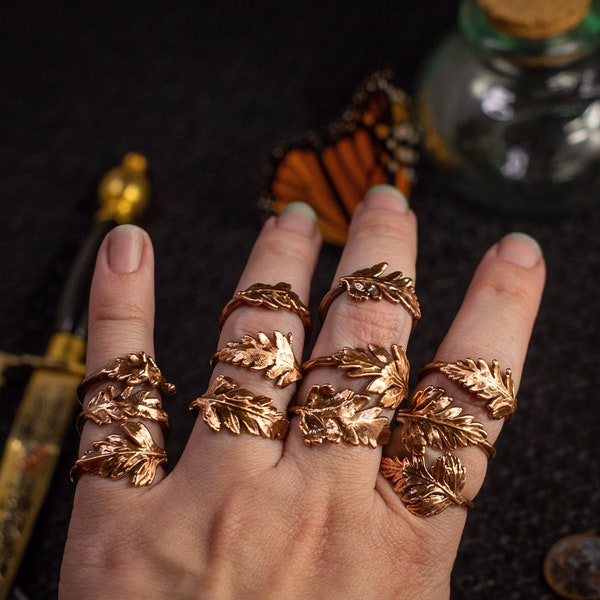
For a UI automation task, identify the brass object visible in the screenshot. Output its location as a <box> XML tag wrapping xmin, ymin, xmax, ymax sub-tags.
<box><xmin>96</xmin><ymin>152</ymin><xmax>150</xmax><ymax>223</ymax></box>
<box><xmin>71</xmin><ymin>421</ymin><xmax>167</xmax><ymax>487</ymax></box>
<box><xmin>318</xmin><ymin>262</ymin><xmax>421</xmax><ymax>328</ymax></box>
<box><xmin>420</xmin><ymin>358</ymin><xmax>516</xmax><ymax>420</ymax></box>
<box><xmin>302</xmin><ymin>343</ymin><xmax>409</xmax><ymax>409</ymax></box>
<box><xmin>190</xmin><ymin>375</ymin><xmax>289</xmax><ymax>440</ymax></box>
<box><xmin>543</xmin><ymin>532</ymin><xmax>600</xmax><ymax>599</ymax></box>
<box><xmin>0</xmin><ymin>351</ymin><xmax>85</xmax><ymax>387</ymax></box>
<box><xmin>211</xmin><ymin>330</ymin><xmax>302</xmax><ymax>388</ymax></box>
<box><xmin>78</xmin><ymin>351</ymin><xmax>176</xmax><ymax>400</ymax></box>
<box><xmin>380</xmin><ymin>454</ymin><xmax>474</xmax><ymax>517</ymax></box>
<box><xmin>0</xmin><ymin>153</ymin><xmax>149</xmax><ymax>599</ymax></box>
<box><xmin>394</xmin><ymin>386</ymin><xmax>495</xmax><ymax>459</ymax></box>
<box><xmin>293</xmin><ymin>383</ymin><xmax>390</xmax><ymax>447</ymax></box>
<box><xmin>219</xmin><ymin>282</ymin><xmax>312</xmax><ymax>335</ymax></box>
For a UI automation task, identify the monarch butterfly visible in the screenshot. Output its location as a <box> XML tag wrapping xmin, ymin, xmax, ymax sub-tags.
<box><xmin>259</xmin><ymin>70</ymin><xmax>420</xmax><ymax>245</ymax></box>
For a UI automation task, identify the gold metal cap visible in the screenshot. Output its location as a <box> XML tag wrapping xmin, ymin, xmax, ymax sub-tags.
<box><xmin>96</xmin><ymin>152</ymin><xmax>150</xmax><ymax>223</ymax></box>
<box><xmin>477</xmin><ymin>0</ymin><xmax>591</xmax><ymax>39</ymax></box>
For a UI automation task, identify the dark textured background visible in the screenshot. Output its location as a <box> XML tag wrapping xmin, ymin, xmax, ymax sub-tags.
<box><xmin>1</xmin><ymin>1</ymin><xmax>598</xmax><ymax>598</ymax></box>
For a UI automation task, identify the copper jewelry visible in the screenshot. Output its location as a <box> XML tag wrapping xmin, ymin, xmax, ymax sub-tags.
<box><xmin>318</xmin><ymin>262</ymin><xmax>421</xmax><ymax>328</ymax></box>
<box><xmin>293</xmin><ymin>383</ymin><xmax>391</xmax><ymax>447</ymax></box>
<box><xmin>71</xmin><ymin>421</ymin><xmax>167</xmax><ymax>487</ymax></box>
<box><xmin>393</xmin><ymin>386</ymin><xmax>496</xmax><ymax>459</ymax></box>
<box><xmin>73</xmin><ymin>352</ymin><xmax>173</xmax><ymax>487</ymax></box>
<box><xmin>78</xmin><ymin>351</ymin><xmax>176</xmax><ymax>399</ymax></box>
<box><xmin>219</xmin><ymin>282</ymin><xmax>312</xmax><ymax>335</ymax></box>
<box><xmin>419</xmin><ymin>358</ymin><xmax>517</xmax><ymax>420</ymax></box>
<box><xmin>76</xmin><ymin>352</ymin><xmax>175</xmax><ymax>433</ymax></box>
<box><xmin>302</xmin><ymin>343</ymin><xmax>409</xmax><ymax>409</ymax></box>
<box><xmin>76</xmin><ymin>385</ymin><xmax>170</xmax><ymax>434</ymax></box>
<box><xmin>189</xmin><ymin>374</ymin><xmax>290</xmax><ymax>439</ymax></box>
<box><xmin>380</xmin><ymin>359</ymin><xmax>506</xmax><ymax>516</ymax></box>
<box><xmin>211</xmin><ymin>330</ymin><xmax>302</xmax><ymax>388</ymax></box>
<box><xmin>380</xmin><ymin>454</ymin><xmax>474</xmax><ymax>517</ymax></box>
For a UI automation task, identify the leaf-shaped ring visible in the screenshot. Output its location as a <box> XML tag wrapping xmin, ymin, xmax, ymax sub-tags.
<box><xmin>292</xmin><ymin>383</ymin><xmax>391</xmax><ymax>447</ymax></box>
<box><xmin>71</xmin><ymin>421</ymin><xmax>167</xmax><ymax>487</ymax></box>
<box><xmin>302</xmin><ymin>343</ymin><xmax>409</xmax><ymax>410</ymax></box>
<box><xmin>318</xmin><ymin>262</ymin><xmax>421</xmax><ymax>329</ymax></box>
<box><xmin>419</xmin><ymin>358</ymin><xmax>517</xmax><ymax>420</ymax></box>
<box><xmin>78</xmin><ymin>351</ymin><xmax>176</xmax><ymax>400</ymax></box>
<box><xmin>211</xmin><ymin>331</ymin><xmax>302</xmax><ymax>388</ymax></box>
<box><xmin>219</xmin><ymin>282</ymin><xmax>312</xmax><ymax>336</ymax></box>
<box><xmin>76</xmin><ymin>352</ymin><xmax>175</xmax><ymax>436</ymax></box>
<box><xmin>189</xmin><ymin>375</ymin><xmax>290</xmax><ymax>440</ymax></box>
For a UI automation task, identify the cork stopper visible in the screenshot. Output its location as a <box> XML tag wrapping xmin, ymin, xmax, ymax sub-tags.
<box><xmin>477</xmin><ymin>0</ymin><xmax>591</xmax><ymax>39</ymax></box>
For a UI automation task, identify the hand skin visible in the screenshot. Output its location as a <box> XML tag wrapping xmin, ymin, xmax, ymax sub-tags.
<box><xmin>60</xmin><ymin>188</ymin><xmax>545</xmax><ymax>599</ymax></box>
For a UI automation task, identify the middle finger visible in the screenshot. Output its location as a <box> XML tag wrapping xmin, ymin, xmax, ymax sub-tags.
<box><xmin>285</xmin><ymin>185</ymin><xmax>418</xmax><ymax>490</ymax></box>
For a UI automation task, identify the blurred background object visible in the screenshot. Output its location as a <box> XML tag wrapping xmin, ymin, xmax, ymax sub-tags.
<box><xmin>417</xmin><ymin>0</ymin><xmax>600</xmax><ymax>213</ymax></box>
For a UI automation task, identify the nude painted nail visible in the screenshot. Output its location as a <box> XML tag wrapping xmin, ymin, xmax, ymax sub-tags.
<box><xmin>276</xmin><ymin>202</ymin><xmax>318</xmax><ymax>236</ymax></box>
<box><xmin>498</xmin><ymin>232</ymin><xmax>543</xmax><ymax>268</ymax></box>
<box><xmin>364</xmin><ymin>184</ymin><xmax>409</xmax><ymax>214</ymax></box>
<box><xmin>107</xmin><ymin>225</ymin><xmax>144</xmax><ymax>273</ymax></box>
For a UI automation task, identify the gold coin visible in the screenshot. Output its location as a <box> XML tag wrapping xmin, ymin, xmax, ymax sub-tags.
<box><xmin>543</xmin><ymin>533</ymin><xmax>600</xmax><ymax>599</ymax></box>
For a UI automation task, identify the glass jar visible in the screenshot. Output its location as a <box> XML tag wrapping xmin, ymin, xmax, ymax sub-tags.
<box><xmin>416</xmin><ymin>0</ymin><xmax>600</xmax><ymax>213</ymax></box>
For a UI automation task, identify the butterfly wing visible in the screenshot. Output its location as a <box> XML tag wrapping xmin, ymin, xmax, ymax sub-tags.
<box><xmin>260</xmin><ymin>71</ymin><xmax>419</xmax><ymax>245</ymax></box>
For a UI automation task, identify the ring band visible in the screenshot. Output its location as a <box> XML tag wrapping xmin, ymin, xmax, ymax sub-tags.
<box><xmin>293</xmin><ymin>383</ymin><xmax>391</xmax><ymax>447</ymax></box>
<box><xmin>419</xmin><ymin>357</ymin><xmax>517</xmax><ymax>420</ymax></box>
<box><xmin>71</xmin><ymin>421</ymin><xmax>167</xmax><ymax>487</ymax></box>
<box><xmin>393</xmin><ymin>385</ymin><xmax>496</xmax><ymax>459</ymax></box>
<box><xmin>189</xmin><ymin>374</ymin><xmax>290</xmax><ymax>439</ymax></box>
<box><xmin>72</xmin><ymin>352</ymin><xmax>173</xmax><ymax>487</ymax></box>
<box><xmin>302</xmin><ymin>343</ymin><xmax>409</xmax><ymax>409</ymax></box>
<box><xmin>219</xmin><ymin>282</ymin><xmax>312</xmax><ymax>335</ymax></box>
<box><xmin>76</xmin><ymin>351</ymin><xmax>175</xmax><ymax>433</ymax></box>
<box><xmin>76</xmin><ymin>384</ymin><xmax>171</xmax><ymax>435</ymax></box>
<box><xmin>380</xmin><ymin>356</ymin><xmax>509</xmax><ymax>516</ymax></box>
<box><xmin>78</xmin><ymin>351</ymin><xmax>176</xmax><ymax>400</ymax></box>
<box><xmin>380</xmin><ymin>454</ymin><xmax>474</xmax><ymax>517</ymax></box>
<box><xmin>318</xmin><ymin>262</ymin><xmax>421</xmax><ymax>328</ymax></box>
<box><xmin>211</xmin><ymin>330</ymin><xmax>302</xmax><ymax>388</ymax></box>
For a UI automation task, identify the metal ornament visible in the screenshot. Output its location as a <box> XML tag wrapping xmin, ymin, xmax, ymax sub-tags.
<box><xmin>394</xmin><ymin>386</ymin><xmax>495</xmax><ymax>458</ymax></box>
<box><xmin>302</xmin><ymin>343</ymin><xmax>409</xmax><ymax>409</ymax></box>
<box><xmin>211</xmin><ymin>330</ymin><xmax>302</xmax><ymax>388</ymax></box>
<box><xmin>419</xmin><ymin>358</ymin><xmax>517</xmax><ymax>420</ymax></box>
<box><xmin>189</xmin><ymin>374</ymin><xmax>290</xmax><ymax>439</ymax></box>
<box><xmin>78</xmin><ymin>351</ymin><xmax>176</xmax><ymax>400</ymax></box>
<box><xmin>76</xmin><ymin>385</ymin><xmax>170</xmax><ymax>434</ymax></box>
<box><xmin>318</xmin><ymin>262</ymin><xmax>421</xmax><ymax>328</ymax></box>
<box><xmin>70</xmin><ymin>421</ymin><xmax>167</xmax><ymax>487</ymax></box>
<box><xmin>219</xmin><ymin>282</ymin><xmax>312</xmax><ymax>335</ymax></box>
<box><xmin>380</xmin><ymin>454</ymin><xmax>474</xmax><ymax>517</ymax></box>
<box><xmin>293</xmin><ymin>383</ymin><xmax>391</xmax><ymax>447</ymax></box>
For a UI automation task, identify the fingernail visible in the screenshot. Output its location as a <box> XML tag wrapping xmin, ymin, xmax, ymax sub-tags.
<box><xmin>363</xmin><ymin>184</ymin><xmax>409</xmax><ymax>214</ymax></box>
<box><xmin>276</xmin><ymin>202</ymin><xmax>318</xmax><ymax>236</ymax></box>
<box><xmin>107</xmin><ymin>225</ymin><xmax>144</xmax><ymax>273</ymax></box>
<box><xmin>498</xmin><ymin>232</ymin><xmax>543</xmax><ymax>268</ymax></box>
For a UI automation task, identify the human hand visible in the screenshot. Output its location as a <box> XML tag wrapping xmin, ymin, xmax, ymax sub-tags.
<box><xmin>60</xmin><ymin>185</ymin><xmax>545</xmax><ymax>599</ymax></box>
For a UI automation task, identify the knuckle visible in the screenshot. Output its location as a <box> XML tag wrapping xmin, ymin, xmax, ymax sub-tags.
<box><xmin>327</xmin><ymin>301</ymin><xmax>412</xmax><ymax>347</ymax></box>
<box><xmin>256</xmin><ymin>232</ymin><xmax>317</xmax><ymax>269</ymax></box>
<box><xmin>351</xmin><ymin>209</ymin><xmax>415</xmax><ymax>246</ymax></box>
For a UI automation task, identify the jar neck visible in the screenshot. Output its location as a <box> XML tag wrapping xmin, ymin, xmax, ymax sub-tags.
<box><xmin>459</xmin><ymin>0</ymin><xmax>600</xmax><ymax>68</ymax></box>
